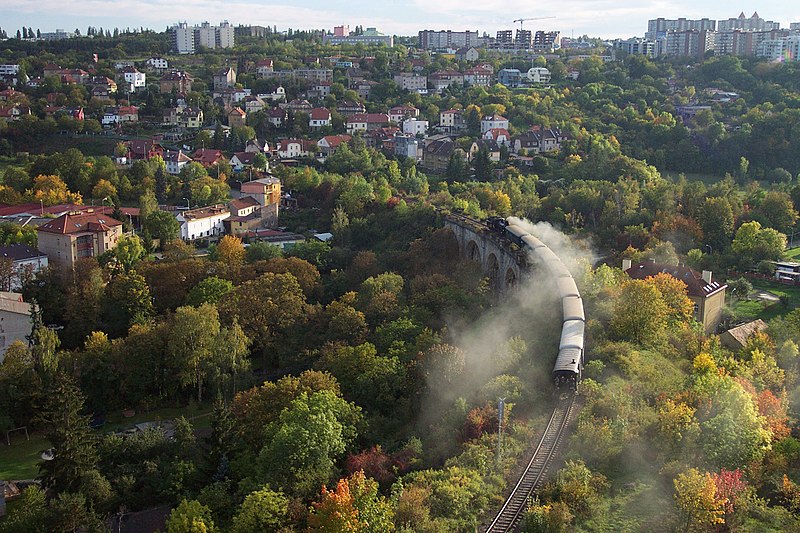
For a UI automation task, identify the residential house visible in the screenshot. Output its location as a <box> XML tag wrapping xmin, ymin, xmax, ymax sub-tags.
<box><xmin>101</xmin><ymin>108</ymin><xmax>121</xmax><ymax>126</ymax></box>
<box><xmin>346</xmin><ymin>113</ymin><xmax>390</xmax><ymax>135</ymax></box>
<box><xmin>159</xmin><ymin>71</ymin><xmax>193</xmax><ymax>93</ymax></box>
<box><xmin>464</xmin><ymin>65</ymin><xmax>493</xmax><ymax>87</ymax></box>
<box><xmin>276</xmin><ymin>139</ymin><xmax>314</xmax><ymax>159</ymax></box>
<box><xmin>309</xmin><ymin>107</ymin><xmax>331</xmax><ymax>129</ymax></box>
<box><xmin>266</xmin><ymin>107</ymin><xmax>287</xmax><ymax>128</ymax></box>
<box><xmin>439</xmin><ymin>109</ymin><xmax>465</xmax><ymax>133</ymax></box>
<box><xmin>224</xmin><ymin>196</ymin><xmax>263</xmax><ymax>234</ymax></box>
<box><xmin>178</xmin><ymin>107</ymin><xmax>204</xmax><ymax>129</ymax></box>
<box><xmin>389</xmin><ymin>105</ymin><xmax>420</xmax><ymax>123</ymax></box>
<box><xmin>402</xmin><ymin>118</ymin><xmax>429</xmax><ymax>136</ymax></box>
<box><xmin>62</xmin><ymin>69</ymin><xmax>90</xmax><ymax>85</ymax></box>
<box><xmin>483</xmin><ymin>127</ymin><xmax>510</xmax><ymax>146</ymax></box>
<box><xmin>43</xmin><ymin>62</ymin><xmax>63</xmax><ymax>79</ymax></box>
<box><xmin>213</xmin><ymin>67</ymin><xmax>236</xmax><ymax>90</ymax></box>
<box><xmin>317</xmin><ymin>134</ymin><xmax>352</xmax><ymax>158</ymax></box>
<box><xmin>395</xmin><ymin>135</ymin><xmax>421</xmax><ymax>160</ymax></box>
<box><xmin>623</xmin><ymin>260</ymin><xmax>727</xmax><ymax>333</ymax></box>
<box><xmin>37</xmin><ymin>210</ymin><xmax>123</xmax><ymax>269</ymax></box>
<box><xmin>118</xmin><ymin>106</ymin><xmax>139</xmax><ymax>123</ymax></box>
<box><xmin>240</xmin><ymin>176</ymin><xmax>281</xmax><ymax>210</ymax></box>
<box><xmin>284</xmin><ymin>99</ymin><xmax>313</xmax><ymax>113</ymax></box>
<box><xmin>227</xmin><ymin>107</ymin><xmax>247</xmax><ymax>128</ymax></box>
<box><xmin>497</xmin><ymin>68</ymin><xmax>523</xmax><ymax>88</ymax></box>
<box><xmin>393</xmin><ymin>73</ymin><xmax>427</xmax><ymax>92</ymax></box>
<box><xmin>720</xmin><ymin>319</ymin><xmax>768</xmax><ymax>351</ymax></box>
<box><xmin>193</xmin><ymin>148</ymin><xmax>226</xmax><ymax>168</ymax></box>
<box><xmin>164</xmin><ymin>150</ymin><xmax>193</xmax><ymax>175</ymax></box>
<box><xmin>0</xmin><ymin>104</ymin><xmax>30</xmax><ymax>122</ymax></box>
<box><xmin>90</xmin><ymin>76</ymin><xmax>118</xmax><ymax>93</ymax></box>
<box><xmin>455</xmin><ymin>46</ymin><xmax>480</xmax><ymax>61</ymax></box>
<box><xmin>91</xmin><ymin>85</ymin><xmax>114</xmax><ymax>102</ymax></box>
<box><xmin>0</xmin><ymin>292</ymin><xmax>32</xmax><ymax>361</ymax></box>
<box><xmin>480</xmin><ymin>114</ymin><xmax>509</xmax><ymax>134</ymax></box>
<box><xmin>527</xmin><ymin>67</ymin><xmax>551</xmax><ymax>84</ymax></box>
<box><xmin>119</xmin><ymin>66</ymin><xmax>146</xmax><ymax>93</ymax></box>
<box><xmin>146</xmin><ymin>57</ymin><xmax>169</xmax><ymax>70</ymax></box>
<box><xmin>176</xmin><ymin>205</ymin><xmax>230</xmax><ymax>241</ymax></box>
<box><xmin>0</xmin><ymin>244</ymin><xmax>48</xmax><ymax>291</ymax></box>
<box><xmin>512</xmin><ymin>127</ymin><xmax>565</xmax><ymax>154</ymax></box>
<box><xmin>773</xmin><ymin>261</ymin><xmax>800</xmax><ymax>282</ymax></box>
<box><xmin>0</xmin><ymin>89</ymin><xmax>26</xmax><ymax>103</ymax></box>
<box><xmin>470</xmin><ymin>139</ymin><xmax>501</xmax><ymax>162</ymax></box>
<box><xmin>243</xmin><ymin>96</ymin><xmax>267</xmax><ymax>114</ymax></box>
<box><xmin>429</xmin><ymin>70</ymin><xmax>464</xmax><ymax>93</ymax></box>
<box><xmin>245</xmin><ymin>138</ymin><xmax>269</xmax><ymax>154</ymax></box>
<box><xmin>229</xmin><ymin>151</ymin><xmax>259</xmax><ymax>172</ymax></box>
<box><xmin>256</xmin><ymin>59</ymin><xmax>274</xmax><ymax>77</ymax></box>
<box><xmin>336</xmin><ymin>100</ymin><xmax>366</xmax><ymax>116</ymax></box>
<box><xmin>126</xmin><ymin>139</ymin><xmax>164</xmax><ymax>161</ymax></box>
<box><xmin>422</xmin><ymin>136</ymin><xmax>464</xmax><ymax>173</ymax></box>
<box><xmin>354</xmin><ymin>80</ymin><xmax>377</xmax><ymax>99</ymax></box>
<box><xmin>257</xmin><ymin>87</ymin><xmax>285</xmax><ymax>105</ymax></box>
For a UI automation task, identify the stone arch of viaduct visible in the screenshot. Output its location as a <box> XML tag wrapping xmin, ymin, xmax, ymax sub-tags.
<box><xmin>443</xmin><ymin>217</ymin><xmax>522</xmax><ymax>293</ymax></box>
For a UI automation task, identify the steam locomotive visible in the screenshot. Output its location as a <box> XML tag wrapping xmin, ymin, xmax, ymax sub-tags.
<box><xmin>487</xmin><ymin>216</ymin><xmax>585</xmax><ymax>391</ymax></box>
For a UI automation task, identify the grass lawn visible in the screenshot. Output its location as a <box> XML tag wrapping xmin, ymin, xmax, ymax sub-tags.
<box><xmin>0</xmin><ymin>432</ymin><xmax>48</xmax><ymax>481</ymax></box>
<box><xmin>786</xmin><ymin>247</ymin><xmax>800</xmax><ymax>261</ymax></box>
<box><xmin>0</xmin><ymin>404</ymin><xmax>212</xmax><ymax>482</ymax></box>
<box><xmin>730</xmin><ymin>278</ymin><xmax>800</xmax><ymax>322</ymax></box>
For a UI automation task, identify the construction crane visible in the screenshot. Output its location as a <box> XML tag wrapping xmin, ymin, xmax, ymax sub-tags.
<box><xmin>513</xmin><ymin>16</ymin><xmax>556</xmax><ymax>31</ymax></box>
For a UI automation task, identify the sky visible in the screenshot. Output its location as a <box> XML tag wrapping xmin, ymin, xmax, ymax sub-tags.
<box><xmin>2</xmin><ymin>1</ymin><xmax>800</xmax><ymax>40</ymax></box>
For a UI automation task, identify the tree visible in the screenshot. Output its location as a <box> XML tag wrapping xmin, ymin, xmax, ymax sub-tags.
<box><xmin>609</xmin><ymin>279</ymin><xmax>670</xmax><ymax>345</ymax></box>
<box><xmin>245</xmin><ymin>241</ymin><xmax>282</xmax><ymax>262</ymax></box>
<box><xmin>252</xmin><ymin>152</ymin><xmax>268</xmax><ymax>171</ymax></box>
<box><xmin>673</xmin><ymin>468</ymin><xmax>725</xmax><ymax>532</ymax></box>
<box><xmin>286</xmin><ymin>240</ymin><xmax>330</xmax><ymax>269</ymax></box>
<box><xmin>472</xmin><ymin>147</ymin><xmax>493</xmax><ymax>181</ymax></box>
<box><xmin>114</xmin><ymin>234</ymin><xmax>145</xmax><ymax>270</ymax></box>
<box><xmin>215</xmin><ymin>235</ymin><xmax>245</xmax><ymax>266</ymax></box>
<box><xmin>38</xmin><ymin>375</ymin><xmax>100</xmax><ymax>495</ymax></box>
<box><xmin>697</xmin><ymin>197</ymin><xmax>734</xmax><ymax>253</ymax></box>
<box><xmin>751</xmin><ymin>191</ymin><xmax>798</xmax><ymax>233</ymax></box>
<box><xmin>186</xmin><ymin>276</ymin><xmax>233</xmax><ymax>307</ymax></box>
<box><xmin>91</xmin><ymin>179</ymin><xmax>117</xmax><ymax>201</ymax></box>
<box><xmin>230</xmin><ymin>488</ymin><xmax>289</xmax><ymax>533</ymax></box>
<box><xmin>308</xmin><ymin>470</ymin><xmax>395</xmax><ymax>532</ymax></box>
<box><xmin>256</xmin><ymin>390</ymin><xmax>362</xmax><ymax>496</ymax></box>
<box><xmin>165</xmin><ymin>499</ymin><xmax>217</xmax><ymax>533</ymax></box>
<box><xmin>169</xmin><ymin>304</ymin><xmax>221</xmax><ymax>403</ymax></box>
<box><xmin>0</xmin><ymin>486</ymin><xmax>48</xmax><ymax>532</ymax></box>
<box><xmin>30</xmin><ymin>174</ymin><xmax>82</xmax><ymax>206</ymax></box>
<box><xmin>217</xmin><ymin>272</ymin><xmax>308</xmax><ymax>355</ymax></box>
<box><xmin>731</xmin><ymin>221</ymin><xmax>787</xmax><ymax>268</ymax></box>
<box><xmin>701</xmin><ymin>379</ymin><xmax>771</xmax><ymax>469</ymax></box>
<box><xmin>102</xmin><ymin>271</ymin><xmax>154</xmax><ymax>337</ymax></box>
<box><xmin>145</xmin><ymin>210</ymin><xmax>180</xmax><ymax>245</ymax></box>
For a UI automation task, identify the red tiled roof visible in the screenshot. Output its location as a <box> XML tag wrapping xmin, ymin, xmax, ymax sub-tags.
<box><xmin>37</xmin><ymin>211</ymin><xmax>122</xmax><ymax>235</ymax></box>
<box><xmin>319</xmin><ymin>134</ymin><xmax>352</xmax><ymax>148</ymax></box>
<box><xmin>625</xmin><ymin>262</ymin><xmax>727</xmax><ymax>299</ymax></box>
<box><xmin>347</xmin><ymin>113</ymin><xmax>389</xmax><ymax>124</ymax></box>
<box><xmin>229</xmin><ymin>196</ymin><xmax>260</xmax><ymax>210</ymax></box>
<box><xmin>309</xmin><ymin>108</ymin><xmax>331</xmax><ymax>120</ymax></box>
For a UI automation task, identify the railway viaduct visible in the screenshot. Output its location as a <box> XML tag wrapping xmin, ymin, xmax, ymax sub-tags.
<box><xmin>443</xmin><ymin>215</ymin><xmax>524</xmax><ymax>293</ymax></box>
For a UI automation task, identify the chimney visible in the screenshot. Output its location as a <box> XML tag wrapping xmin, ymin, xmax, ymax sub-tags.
<box><xmin>702</xmin><ymin>270</ymin><xmax>712</xmax><ymax>284</ymax></box>
<box><xmin>622</xmin><ymin>259</ymin><xmax>632</xmax><ymax>271</ymax></box>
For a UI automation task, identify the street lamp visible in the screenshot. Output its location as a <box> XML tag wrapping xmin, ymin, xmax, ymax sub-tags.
<box><xmin>182</xmin><ymin>197</ymin><xmax>190</xmax><ymax>210</ymax></box>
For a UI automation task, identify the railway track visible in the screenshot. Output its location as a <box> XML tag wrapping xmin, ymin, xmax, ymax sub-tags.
<box><xmin>485</xmin><ymin>394</ymin><xmax>577</xmax><ymax>533</ymax></box>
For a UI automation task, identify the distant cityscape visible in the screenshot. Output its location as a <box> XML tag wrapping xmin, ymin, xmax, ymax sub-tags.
<box><xmin>1</xmin><ymin>10</ymin><xmax>798</xmax><ymax>62</ymax></box>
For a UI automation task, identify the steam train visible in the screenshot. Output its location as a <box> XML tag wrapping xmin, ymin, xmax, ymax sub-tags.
<box><xmin>486</xmin><ymin>216</ymin><xmax>585</xmax><ymax>391</ymax></box>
